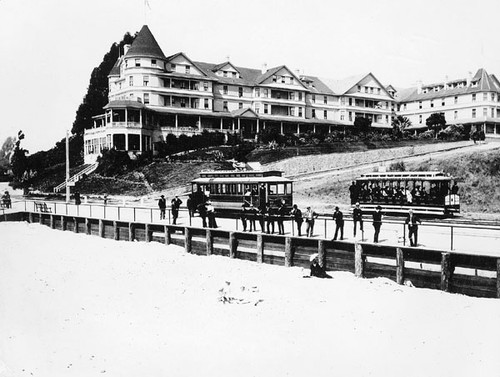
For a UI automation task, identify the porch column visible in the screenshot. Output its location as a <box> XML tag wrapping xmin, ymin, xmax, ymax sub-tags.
<box><xmin>125</xmin><ymin>108</ymin><xmax>128</xmax><ymax>126</ymax></box>
<box><xmin>125</xmin><ymin>133</ymin><xmax>129</xmax><ymax>151</ymax></box>
<box><xmin>139</xmin><ymin>133</ymin><xmax>143</xmax><ymax>152</ymax></box>
<box><xmin>175</xmin><ymin>114</ymin><xmax>178</xmax><ymax>130</ymax></box>
<box><xmin>232</xmin><ymin>119</ymin><xmax>235</xmax><ymax>132</ymax></box>
<box><xmin>280</xmin><ymin>122</ymin><xmax>283</xmax><ymax>134</ymax></box>
<box><xmin>198</xmin><ymin>116</ymin><xmax>202</xmax><ymax>131</ymax></box>
<box><xmin>313</xmin><ymin>124</ymin><xmax>317</xmax><ymax>133</ymax></box>
<box><xmin>110</xmin><ymin>110</ymin><xmax>113</xmax><ymax>123</ymax></box>
<box><xmin>237</xmin><ymin>118</ymin><xmax>241</xmax><ymax>132</ymax></box>
<box><xmin>220</xmin><ymin>118</ymin><xmax>223</xmax><ymax>131</ymax></box>
<box><xmin>297</xmin><ymin>123</ymin><xmax>300</xmax><ymax>134</ymax></box>
<box><xmin>256</xmin><ymin>119</ymin><xmax>260</xmax><ymax>133</ymax></box>
<box><xmin>139</xmin><ymin>109</ymin><xmax>142</xmax><ymax>126</ymax></box>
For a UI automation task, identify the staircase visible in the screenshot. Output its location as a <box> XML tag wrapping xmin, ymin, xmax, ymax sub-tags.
<box><xmin>53</xmin><ymin>163</ymin><xmax>98</xmax><ymax>193</ymax></box>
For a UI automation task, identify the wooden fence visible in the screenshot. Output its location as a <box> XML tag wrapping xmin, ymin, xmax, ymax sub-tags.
<box><xmin>3</xmin><ymin>211</ymin><xmax>500</xmax><ymax>299</ymax></box>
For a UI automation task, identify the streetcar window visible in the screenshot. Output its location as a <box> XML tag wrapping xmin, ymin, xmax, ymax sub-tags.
<box><xmin>286</xmin><ymin>183</ymin><xmax>292</xmax><ymax>194</ymax></box>
<box><xmin>277</xmin><ymin>184</ymin><xmax>285</xmax><ymax>195</ymax></box>
<box><xmin>269</xmin><ymin>184</ymin><xmax>277</xmax><ymax>194</ymax></box>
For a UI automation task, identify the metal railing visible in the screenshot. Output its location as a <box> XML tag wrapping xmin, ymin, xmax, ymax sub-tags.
<box><xmin>10</xmin><ymin>198</ymin><xmax>500</xmax><ymax>256</ymax></box>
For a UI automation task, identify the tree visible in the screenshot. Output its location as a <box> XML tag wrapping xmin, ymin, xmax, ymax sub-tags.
<box><xmin>354</xmin><ymin>116</ymin><xmax>372</xmax><ymax>134</ymax></box>
<box><xmin>71</xmin><ymin>32</ymin><xmax>135</xmax><ymax>136</ymax></box>
<box><xmin>392</xmin><ymin>115</ymin><xmax>411</xmax><ymax>138</ymax></box>
<box><xmin>426</xmin><ymin>113</ymin><xmax>446</xmax><ymax>134</ymax></box>
<box><xmin>9</xmin><ymin>131</ymin><xmax>30</xmax><ymax>192</ymax></box>
<box><xmin>0</xmin><ymin>136</ymin><xmax>16</xmax><ymax>176</ymax></box>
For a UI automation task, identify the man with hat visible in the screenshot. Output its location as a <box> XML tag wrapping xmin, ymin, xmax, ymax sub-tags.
<box><xmin>332</xmin><ymin>206</ymin><xmax>344</xmax><ymax>240</ymax></box>
<box><xmin>171</xmin><ymin>195</ymin><xmax>183</xmax><ymax>224</ymax></box>
<box><xmin>405</xmin><ymin>208</ymin><xmax>422</xmax><ymax>246</ymax></box>
<box><xmin>158</xmin><ymin>194</ymin><xmax>166</xmax><ymax>220</ymax></box>
<box><xmin>372</xmin><ymin>205</ymin><xmax>383</xmax><ymax>243</ymax></box>
<box><xmin>353</xmin><ymin>202</ymin><xmax>363</xmax><ymax>238</ymax></box>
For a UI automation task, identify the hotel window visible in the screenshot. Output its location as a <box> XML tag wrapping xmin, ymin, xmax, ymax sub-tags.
<box><xmin>377</xmin><ymin>88</ymin><xmax>381</xmax><ymax>95</ymax></box>
<box><xmin>312</xmin><ymin>94</ymin><xmax>316</xmax><ymax>103</ymax></box>
<box><xmin>323</xmin><ymin>110</ymin><xmax>327</xmax><ymax>119</ymax></box>
<box><xmin>255</xmin><ymin>104</ymin><xmax>260</xmax><ymax>113</ymax></box>
<box><xmin>483</xmin><ymin>108</ymin><xmax>488</xmax><ymax>117</ymax></box>
<box><xmin>312</xmin><ymin>109</ymin><xmax>316</xmax><ymax>118</ymax></box>
<box><xmin>281</xmin><ymin>76</ymin><xmax>285</xmax><ymax>83</ymax></box>
<box><xmin>223</xmin><ymin>71</ymin><xmax>228</xmax><ymax>77</ymax></box>
<box><xmin>454</xmin><ymin>96</ymin><xmax>458</xmax><ymax>104</ymax></box>
<box><xmin>239</xmin><ymin>102</ymin><xmax>243</xmax><ymax>109</ymax></box>
<box><xmin>419</xmin><ymin>115</ymin><xmax>422</xmax><ymax>123</ymax></box>
<box><xmin>298</xmin><ymin>92</ymin><xmax>302</xmax><ymax>101</ymax></box>
<box><xmin>129</xmin><ymin>76</ymin><xmax>134</xmax><ymax>86</ymax></box>
<box><xmin>143</xmin><ymin>76</ymin><xmax>149</xmax><ymax>86</ymax></box>
<box><xmin>454</xmin><ymin>111</ymin><xmax>458</xmax><ymax>119</ymax></box>
<box><xmin>472</xmin><ymin>108</ymin><xmax>476</xmax><ymax>118</ymax></box>
<box><xmin>135</xmin><ymin>59</ymin><xmax>140</xmax><ymax>67</ymax></box>
<box><xmin>492</xmin><ymin>108</ymin><xmax>495</xmax><ymax>118</ymax></box>
<box><xmin>290</xmin><ymin>107</ymin><xmax>295</xmax><ymax>116</ymax></box>
<box><xmin>441</xmin><ymin>99</ymin><xmax>445</xmax><ymax>106</ymax></box>
<box><xmin>385</xmin><ymin>115</ymin><xmax>389</xmax><ymax>123</ymax></box>
<box><xmin>151</xmin><ymin>59</ymin><xmax>157</xmax><ymax>67</ymax></box>
<box><xmin>125</xmin><ymin>60</ymin><xmax>129</xmax><ymax>68</ymax></box>
<box><xmin>223</xmin><ymin>85</ymin><xmax>228</xmax><ymax>94</ymax></box>
<box><xmin>290</xmin><ymin>77</ymin><xmax>294</xmax><ymax>84</ymax></box>
<box><xmin>483</xmin><ymin>93</ymin><xmax>488</xmax><ymax>101</ymax></box>
<box><xmin>349</xmin><ymin>98</ymin><xmax>352</xmax><ymax>106</ymax></box>
<box><xmin>143</xmin><ymin>93</ymin><xmax>149</xmax><ymax>104</ymax></box>
<box><xmin>264</xmin><ymin>104</ymin><xmax>268</xmax><ymax>114</ymax></box>
<box><xmin>430</xmin><ymin>101</ymin><xmax>434</xmax><ymax>108</ymax></box>
<box><xmin>272</xmin><ymin>75</ymin><xmax>277</xmax><ymax>83</ymax></box>
<box><xmin>370</xmin><ymin>87</ymin><xmax>373</xmax><ymax>94</ymax></box>
<box><xmin>204</xmin><ymin>99</ymin><xmax>209</xmax><ymax>109</ymax></box>
<box><xmin>419</xmin><ymin>101</ymin><xmax>422</xmax><ymax>109</ymax></box>
<box><xmin>185</xmin><ymin>65</ymin><xmax>191</xmax><ymax>74</ymax></box>
<box><xmin>290</xmin><ymin>92</ymin><xmax>295</xmax><ymax>101</ymax></box>
<box><xmin>349</xmin><ymin>112</ymin><xmax>352</xmax><ymax>122</ymax></box>
<box><xmin>298</xmin><ymin>107</ymin><xmax>303</xmax><ymax>117</ymax></box>
<box><xmin>264</xmin><ymin>89</ymin><xmax>269</xmax><ymax>98</ymax></box>
<box><xmin>357</xmin><ymin>85</ymin><xmax>361</xmax><ymax>92</ymax></box>
<box><xmin>238</xmin><ymin>87</ymin><xmax>243</xmax><ymax>97</ymax></box>
<box><xmin>324</xmin><ymin>96</ymin><xmax>328</xmax><ymax>104</ymax></box>
<box><xmin>472</xmin><ymin>94</ymin><xmax>476</xmax><ymax>102</ymax></box>
<box><xmin>203</xmin><ymin>82</ymin><xmax>209</xmax><ymax>91</ymax></box>
<box><xmin>180</xmin><ymin>98</ymin><xmax>186</xmax><ymax>108</ymax></box>
<box><xmin>364</xmin><ymin>87</ymin><xmax>368</xmax><ymax>93</ymax></box>
<box><xmin>340</xmin><ymin>111</ymin><xmax>345</xmax><ymax>120</ymax></box>
<box><xmin>223</xmin><ymin>101</ymin><xmax>228</xmax><ymax>111</ymax></box>
<box><xmin>232</xmin><ymin>72</ymin><xmax>237</xmax><ymax>78</ymax></box>
<box><xmin>171</xmin><ymin>63</ymin><xmax>176</xmax><ymax>71</ymax></box>
<box><xmin>256</xmin><ymin>88</ymin><xmax>260</xmax><ymax>97</ymax></box>
<box><xmin>492</xmin><ymin>93</ymin><xmax>496</xmax><ymax>101</ymax></box>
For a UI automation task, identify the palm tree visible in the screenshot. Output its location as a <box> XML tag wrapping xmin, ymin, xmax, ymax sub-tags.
<box><xmin>392</xmin><ymin>115</ymin><xmax>412</xmax><ymax>137</ymax></box>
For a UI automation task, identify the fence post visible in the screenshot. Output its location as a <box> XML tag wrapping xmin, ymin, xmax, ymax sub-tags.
<box><xmin>150</xmin><ymin>208</ymin><xmax>153</xmax><ymax>223</ymax></box>
<box><xmin>50</xmin><ymin>214</ymin><xmax>55</xmax><ymax>229</ymax></box>
<box><xmin>73</xmin><ymin>217</ymin><xmax>78</xmax><ymax>233</ymax></box>
<box><xmin>403</xmin><ymin>224</ymin><xmax>406</xmax><ymax>246</ymax></box>
<box><xmin>133</xmin><ymin>207</ymin><xmax>136</xmax><ymax>222</ymax></box>
<box><xmin>118</xmin><ymin>206</ymin><xmax>120</xmax><ymax>221</ymax></box>
<box><xmin>206</xmin><ymin>229</ymin><xmax>213</xmax><ymax>256</ymax></box>
<box><xmin>324</xmin><ymin>218</ymin><xmax>327</xmax><ymax>239</ymax></box>
<box><xmin>39</xmin><ymin>212</ymin><xmax>43</xmax><ymax>225</ymax></box>
<box><xmin>128</xmin><ymin>223</ymin><xmax>135</xmax><ymax>242</ymax></box>
<box><xmin>185</xmin><ymin>227</ymin><xmax>192</xmax><ymax>253</ymax></box>
<box><xmin>113</xmin><ymin>221</ymin><xmax>119</xmax><ymax>240</ymax></box>
<box><xmin>28</xmin><ymin>212</ymin><xmax>33</xmax><ymax>223</ymax></box>
<box><xmin>285</xmin><ymin>237</ymin><xmax>293</xmax><ymax>267</ymax></box>
<box><xmin>229</xmin><ymin>232</ymin><xmax>237</xmax><ymax>258</ymax></box>
<box><xmin>396</xmin><ymin>247</ymin><xmax>405</xmax><ymax>285</ymax></box>
<box><xmin>164</xmin><ymin>225</ymin><xmax>171</xmax><ymax>245</ymax></box>
<box><xmin>89</xmin><ymin>204</ymin><xmax>92</xmax><ymax>218</ymax></box>
<box><xmin>450</xmin><ymin>226</ymin><xmax>454</xmax><ymax>251</ymax></box>
<box><xmin>441</xmin><ymin>252</ymin><xmax>452</xmax><ymax>292</ymax></box>
<box><xmin>318</xmin><ymin>239</ymin><xmax>326</xmax><ymax>270</ymax></box>
<box><xmin>104</xmin><ymin>205</ymin><xmax>106</xmax><ymax>220</ymax></box>
<box><xmin>497</xmin><ymin>259</ymin><xmax>500</xmax><ymax>299</ymax></box>
<box><xmin>99</xmin><ymin>219</ymin><xmax>105</xmax><ymax>238</ymax></box>
<box><xmin>354</xmin><ymin>242</ymin><xmax>364</xmax><ymax>278</ymax></box>
<box><xmin>256</xmin><ymin>234</ymin><xmax>264</xmax><ymax>263</ymax></box>
<box><xmin>85</xmin><ymin>218</ymin><xmax>91</xmax><ymax>235</ymax></box>
<box><xmin>61</xmin><ymin>215</ymin><xmax>66</xmax><ymax>231</ymax></box>
<box><xmin>145</xmin><ymin>224</ymin><xmax>151</xmax><ymax>242</ymax></box>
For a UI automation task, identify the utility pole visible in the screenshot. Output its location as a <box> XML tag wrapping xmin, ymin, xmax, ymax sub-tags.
<box><xmin>65</xmin><ymin>130</ymin><xmax>70</xmax><ymax>203</ymax></box>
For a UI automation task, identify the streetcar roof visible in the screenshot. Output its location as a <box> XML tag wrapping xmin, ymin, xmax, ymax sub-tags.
<box><xmin>192</xmin><ymin>176</ymin><xmax>293</xmax><ymax>184</ymax></box>
<box><xmin>357</xmin><ymin>171</ymin><xmax>453</xmax><ymax>180</ymax></box>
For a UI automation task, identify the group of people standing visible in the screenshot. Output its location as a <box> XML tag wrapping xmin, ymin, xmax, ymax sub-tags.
<box><xmin>1</xmin><ymin>191</ymin><xmax>11</xmax><ymax>208</ymax></box>
<box><xmin>158</xmin><ymin>194</ymin><xmax>217</xmax><ymax>228</ymax></box>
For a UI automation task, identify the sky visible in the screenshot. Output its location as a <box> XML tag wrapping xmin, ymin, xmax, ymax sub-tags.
<box><xmin>1</xmin><ymin>0</ymin><xmax>500</xmax><ymax>154</ymax></box>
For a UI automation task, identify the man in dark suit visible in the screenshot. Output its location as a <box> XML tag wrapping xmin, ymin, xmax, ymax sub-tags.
<box><xmin>405</xmin><ymin>208</ymin><xmax>422</xmax><ymax>247</ymax></box>
<box><xmin>372</xmin><ymin>205</ymin><xmax>383</xmax><ymax>243</ymax></box>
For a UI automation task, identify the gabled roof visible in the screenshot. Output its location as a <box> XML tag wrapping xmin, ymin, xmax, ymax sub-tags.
<box><xmin>104</xmin><ymin>100</ymin><xmax>145</xmax><ymax>109</ymax></box>
<box><xmin>230</xmin><ymin>108</ymin><xmax>258</xmax><ymax>118</ymax></box>
<box><xmin>398</xmin><ymin>68</ymin><xmax>500</xmax><ymax>102</ymax></box>
<box><xmin>211</xmin><ymin>61</ymin><xmax>241</xmax><ymax>75</ymax></box>
<box><xmin>255</xmin><ymin>65</ymin><xmax>308</xmax><ymax>89</ymax></box>
<box><xmin>165</xmin><ymin>52</ymin><xmax>208</xmax><ymax>77</ymax></box>
<box><xmin>125</xmin><ymin>25</ymin><xmax>166</xmax><ymax>60</ymax></box>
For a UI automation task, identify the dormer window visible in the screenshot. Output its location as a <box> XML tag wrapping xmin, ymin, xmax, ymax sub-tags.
<box><xmin>223</xmin><ymin>71</ymin><xmax>228</xmax><ymax>77</ymax></box>
<box><xmin>135</xmin><ymin>59</ymin><xmax>140</xmax><ymax>67</ymax></box>
<box><xmin>232</xmin><ymin>72</ymin><xmax>237</xmax><ymax>78</ymax></box>
<box><xmin>185</xmin><ymin>65</ymin><xmax>191</xmax><ymax>74</ymax></box>
<box><xmin>151</xmin><ymin>59</ymin><xmax>157</xmax><ymax>67</ymax></box>
<box><xmin>281</xmin><ymin>76</ymin><xmax>285</xmax><ymax>84</ymax></box>
<box><xmin>171</xmin><ymin>63</ymin><xmax>176</xmax><ymax>71</ymax></box>
<box><xmin>272</xmin><ymin>75</ymin><xmax>277</xmax><ymax>83</ymax></box>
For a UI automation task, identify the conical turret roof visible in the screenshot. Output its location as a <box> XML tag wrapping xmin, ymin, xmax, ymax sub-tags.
<box><xmin>126</xmin><ymin>25</ymin><xmax>166</xmax><ymax>60</ymax></box>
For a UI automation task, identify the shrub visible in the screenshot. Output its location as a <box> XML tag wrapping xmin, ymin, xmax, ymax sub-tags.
<box><xmin>389</xmin><ymin>161</ymin><xmax>406</xmax><ymax>171</ymax></box>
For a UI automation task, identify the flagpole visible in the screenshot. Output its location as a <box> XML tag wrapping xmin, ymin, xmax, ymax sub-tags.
<box><xmin>65</xmin><ymin>130</ymin><xmax>70</xmax><ymax>203</ymax></box>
